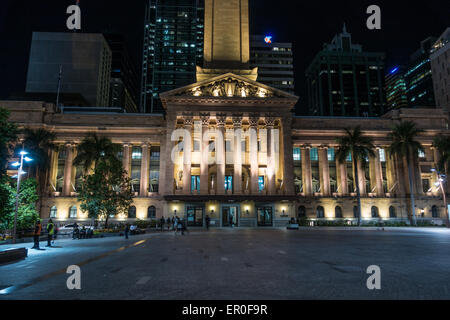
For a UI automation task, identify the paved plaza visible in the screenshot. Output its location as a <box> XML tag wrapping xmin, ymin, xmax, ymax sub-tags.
<box><xmin>1</xmin><ymin>228</ymin><xmax>450</xmax><ymax>300</ymax></box>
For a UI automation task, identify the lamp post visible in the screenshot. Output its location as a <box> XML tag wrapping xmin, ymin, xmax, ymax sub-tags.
<box><xmin>431</xmin><ymin>168</ymin><xmax>449</xmax><ymax>228</ymax></box>
<box><xmin>11</xmin><ymin>150</ymin><xmax>33</xmax><ymax>244</ymax></box>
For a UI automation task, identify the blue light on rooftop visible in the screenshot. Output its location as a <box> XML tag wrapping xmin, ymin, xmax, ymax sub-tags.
<box><xmin>390</xmin><ymin>67</ymin><xmax>399</xmax><ymax>74</ymax></box>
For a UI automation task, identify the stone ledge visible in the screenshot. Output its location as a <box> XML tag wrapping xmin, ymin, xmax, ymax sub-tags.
<box><xmin>0</xmin><ymin>248</ymin><xmax>28</xmax><ymax>264</ymax></box>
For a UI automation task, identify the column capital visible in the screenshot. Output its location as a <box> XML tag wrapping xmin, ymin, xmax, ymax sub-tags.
<box><xmin>264</xmin><ymin>113</ymin><xmax>276</xmax><ymax>128</ymax></box>
<box><xmin>184</xmin><ymin>117</ymin><xmax>194</xmax><ymax>127</ymax></box>
<box><xmin>199</xmin><ymin>112</ymin><xmax>211</xmax><ymax>126</ymax></box>
<box><xmin>249</xmin><ymin>113</ymin><xmax>259</xmax><ymax>127</ymax></box>
<box><xmin>232</xmin><ymin>113</ymin><xmax>243</xmax><ymax>127</ymax></box>
<box><xmin>216</xmin><ymin>113</ymin><xmax>227</xmax><ymax>127</ymax></box>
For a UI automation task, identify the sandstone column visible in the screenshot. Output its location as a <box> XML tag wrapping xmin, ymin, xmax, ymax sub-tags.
<box><xmin>140</xmin><ymin>143</ymin><xmax>149</xmax><ymax>197</ymax></box>
<box><xmin>216</xmin><ymin>114</ymin><xmax>226</xmax><ymax>195</ymax></box>
<box><xmin>233</xmin><ymin>114</ymin><xmax>243</xmax><ymax>194</ymax></box>
<box><xmin>319</xmin><ymin>147</ymin><xmax>330</xmax><ymax>196</ymax></box>
<box><xmin>337</xmin><ymin>158</ymin><xmax>348</xmax><ymax>195</ymax></box>
<box><xmin>374</xmin><ymin>148</ymin><xmax>384</xmax><ymax>196</ymax></box>
<box><xmin>63</xmin><ymin>143</ymin><xmax>74</xmax><ymax>196</ymax></box>
<box><xmin>249</xmin><ymin>115</ymin><xmax>259</xmax><ymax>195</ymax></box>
<box><xmin>266</xmin><ymin>115</ymin><xmax>276</xmax><ymax>195</ymax></box>
<box><xmin>301</xmin><ymin>147</ymin><xmax>312</xmax><ymax>196</ymax></box>
<box><xmin>200</xmin><ymin>113</ymin><xmax>210</xmax><ymax>195</ymax></box>
<box><xmin>164</xmin><ymin>114</ymin><xmax>177</xmax><ymax>195</ymax></box>
<box><xmin>122</xmin><ymin>144</ymin><xmax>131</xmax><ymax>178</ymax></box>
<box><xmin>183</xmin><ymin>116</ymin><xmax>193</xmax><ymax>195</ymax></box>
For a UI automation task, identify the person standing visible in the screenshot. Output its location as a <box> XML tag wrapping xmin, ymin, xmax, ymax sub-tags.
<box><xmin>31</xmin><ymin>219</ymin><xmax>42</xmax><ymax>249</ymax></box>
<box><xmin>46</xmin><ymin>219</ymin><xmax>54</xmax><ymax>247</ymax></box>
<box><xmin>160</xmin><ymin>216</ymin><xmax>165</xmax><ymax>232</ymax></box>
<box><xmin>173</xmin><ymin>216</ymin><xmax>179</xmax><ymax>234</ymax></box>
<box><xmin>205</xmin><ymin>215</ymin><xmax>211</xmax><ymax>230</ymax></box>
<box><xmin>166</xmin><ymin>217</ymin><xmax>171</xmax><ymax>231</ymax></box>
<box><xmin>124</xmin><ymin>224</ymin><xmax>130</xmax><ymax>239</ymax></box>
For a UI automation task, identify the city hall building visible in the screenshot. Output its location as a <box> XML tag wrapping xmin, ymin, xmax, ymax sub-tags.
<box><xmin>4</xmin><ymin>0</ymin><xmax>450</xmax><ymax>227</ymax></box>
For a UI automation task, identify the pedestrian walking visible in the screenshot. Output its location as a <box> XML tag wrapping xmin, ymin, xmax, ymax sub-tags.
<box><xmin>160</xmin><ymin>216</ymin><xmax>165</xmax><ymax>232</ymax></box>
<box><xmin>72</xmin><ymin>222</ymin><xmax>79</xmax><ymax>239</ymax></box>
<box><xmin>205</xmin><ymin>215</ymin><xmax>211</xmax><ymax>230</ymax></box>
<box><xmin>31</xmin><ymin>219</ymin><xmax>42</xmax><ymax>249</ymax></box>
<box><xmin>124</xmin><ymin>224</ymin><xmax>130</xmax><ymax>239</ymax></box>
<box><xmin>178</xmin><ymin>218</ymin><xmax>184</xmax><ymax>235</ymax></box>
<box><xmin>166</xmin><ymin>217</ymin><xmax>171</xmax><ymax>231</ymax></box>
<box><xmin>173</xmin><ymin>216</ymin><xmax>179</xmax><ymax>234</ymax></box>
<box><xmin>46</xmin><ymin>219</ymin><xmax>55</xmax><ymax>247</ymax></box>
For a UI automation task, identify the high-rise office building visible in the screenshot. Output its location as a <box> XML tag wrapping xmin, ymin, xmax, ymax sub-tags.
<box><xmin>385</xmin><ymin>66</ymin><xmax>408</xmax><ymax>110</ymax></box>
<box><xmin>104</xmin><ymin>34</ymin><xmax>140</xmax><ymax>113</ymax></box>
<box><xmin>404</xmin><ymin>37</ymin><xmax>437</xmax><ymax>107</ymax></box>
<box><xmin>430</xmin><ymin>27</ymin><xmax>450</xmax><ymax>110</ymax></box>
<box><xmin>140</xmin><ymin>0</ymin><xmax>204</xmax><ymax>114</ymax></box>
<box><xmin>26</xmin><ymin>32</ymin><xmax>112</xmax><ymax>107</ymax></box>
<box><xmin>305</xmin><ymin>25</ymin><xmax>386</xmax><ymax>117</ymax></box>
<box><xmin>250</xmin><ymin>35</ymin><xmax>295</xmax><ymax>95</ymax></box>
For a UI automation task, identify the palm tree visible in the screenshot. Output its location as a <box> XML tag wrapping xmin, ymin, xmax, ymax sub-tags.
<box><xmin>388</xmin><ymin>121</ymin><xmax>424</xmax><ymax>226</ymax></box>
<box><xmin>432</xmin><ymin>136</ymin><xmax>450</xmax><ymax>227</ymax></box>
<box><xmin>73</xmin><ymin>133</ymin><xmax>122</xmax><ymax>173</ymax></box>
<box><xmin>336</xmin><ymin>126</ymin><xmax>376</xmax><ymax>226</ymax></box>
<box><xmin>22</xmin><ymin>128</ymin><xmax>57</xmax><ymax>214</ymax></box>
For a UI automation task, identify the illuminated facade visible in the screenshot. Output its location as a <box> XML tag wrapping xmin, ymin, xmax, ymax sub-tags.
<box><xmin>4</xmin><ymin>3</ymin><xmax>450</xmax><ymax>227</ymax></box>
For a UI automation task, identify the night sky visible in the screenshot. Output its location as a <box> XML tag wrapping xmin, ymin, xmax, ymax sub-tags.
<box><xmin>1</xmin><ymin>0</ymin><xmax>449</xmax><ymax>113</ymax></box>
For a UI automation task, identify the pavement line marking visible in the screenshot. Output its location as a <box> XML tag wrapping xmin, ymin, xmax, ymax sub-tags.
<box><xmin>279</xmin><ymin>250</ymin><xmax>286</xmax><ymax>255</ymax></box>
<box><xmin>221</xmin><ymin>257</ymin><xmax>229</xmax><ymax>262</ymax></box>
<box><xmin>136</xmin><ymin>276</ymin><xmax>151</xmax><ymax>285</ymax></box>
<box><xmin>0</xmin><ymin>239</ymin><xmax>148</xmax><ymax>295</ymax></box>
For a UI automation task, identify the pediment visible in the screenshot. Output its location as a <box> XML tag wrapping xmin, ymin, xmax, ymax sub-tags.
<box><xmin>159</xmin><ymin>73</ymin><xmax>298</xmax><ymax>100</ymax></box>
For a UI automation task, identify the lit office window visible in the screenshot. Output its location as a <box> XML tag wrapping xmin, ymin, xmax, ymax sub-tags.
<box><xmin>327</xmin><ymin>148</ymin><xmax>335</xmax><ymax>161</ymax></box>
<box><xmin>132</xmin><ymin>147</ymin><xmax>142</xmax><ymax>160</ymax></box>
<box><xmin>379</xmin><ymin>149</ymin><xmax>386</xmax><ymax>162</ymax></box>
<box><xmin>293</xmin><ymin>148</ymin><xmax>301</xmax><ymax>161</ymax></box>
<box><xmin>310</xmin><ymin>148</ymin><xmax>319</xmax><ymax>161</ymax></box>
<box><xmin>258</xmin><ymin>176</ymin><xmax>265</xmax><ymax>191</ymax></box>
<box><xmin>418</xmin><ymin>150</ymin><xmax>426</xmax><ymax>159</ymax></box>
<box><xmin>191</xmin><ymin>176</ymin><xmax>200</xmax><ymax>191</ymax></box>
<box><xmin>224</xmin><ymin>176</ymin><xmax>233</xmax><ymax>191</ymax></box>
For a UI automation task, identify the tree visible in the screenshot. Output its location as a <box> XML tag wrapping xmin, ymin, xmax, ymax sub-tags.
<box><xmin>0</xmin><ymin>177</ymin><xmax>39</xmax><ymax>236</ymax></box>
<box><xmin>433</xmin><ymin>136</ymin><xmax>450</xmax><ymax>174</ymax></box>
<box><xmin>22</xmin><ymin>128</ymin><xmax>57</xmax><ymax>214</ymax></box>
<box><xmin>388</xmin><ymin>121</ymin><xmax>424</xmax><ymax>226</ymax></box>
<box><xmin>0</xmin><ymin>107</ymin><xmax>18</xmax><ymax>176</ymax></box>
<box><xmin>78</xmin><ymin>155</ymin><xmax>133</xmax><ymax>229</ymax></box>
<box><xmin>336</xmin><ymin>126</ymin><xmax>376</xmax><ymax>226</ymax></box>
<box><xmin>432</xmin><ymin>136</ymin><xmax>450</xmax><ymax>228</ymax></box>
<box><xmin>73</xmin><ymin>132</ymin><xmax>122</xmax><ymax>173</ymax></box>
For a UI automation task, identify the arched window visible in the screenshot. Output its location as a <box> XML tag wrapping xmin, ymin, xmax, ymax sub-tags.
<box><xmin>50</xmin><ymin>206</ymin><xmax>57</xmax><ymax>218</ymax></box>
<box><xmin>432</xmin><ymin>205</ymin><xmax>439</xmax><ymax>218</ymax></box>
<box><xmin>353</xmin><ymin>206</ymin><xmax>359</xmax><ymax>218</ymax></box>
<box><xmin>335</xmin><ymin>206</ymin><xmax>343</xmax><ymax>218</ymax></box>
<box><xmin>147</xmin><ymin>206</ymin><xmax>156</xmax><ymax>219</ymax></box>
<box><xmin>371</xmin><ymin>206</ymin><xmax>379</xmax><ymax>218</ymax></box>
<box><xmin>316</xmin><ymin>206</ymin><xmax>325</xmax><ymax>218</ymax></box>
<box><xmin>298</xmin><ymin>206</ymin><xmax>306</xmax><ymax>218</ymax></box>
<box><xmin>69</xmin><ymin>206</ymin><xmax>77</xmax><ymax>218</ymax></box>
<box><xmin>389</xmin><ymin>206</ymin><xmax>396</xmax><ymax>218</ymax></box>
<box><xmin>128</xmin><ymin>206</ymin><xmax>136</xmax><ymax>219</ymax></box>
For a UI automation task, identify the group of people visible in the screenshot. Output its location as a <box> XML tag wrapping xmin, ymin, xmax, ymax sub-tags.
<box><xmin>31</xmin><ymin>218</ymin><xmax>58</xmax><ymax>250</ymax></box>
<box><xmin>158</xmin><ymin>216</ymin><xmax>188</xmax><ymax>235</ymax></box>
<box><xmin>72</xmin><ymin>223</ymin><xmax>94</xmax><ymax>240</ymax></box>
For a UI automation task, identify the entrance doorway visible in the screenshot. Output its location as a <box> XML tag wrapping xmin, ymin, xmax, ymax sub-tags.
<box><xmin>222</xmin><ymin>206</ymin><xmax>239</xmax><ymax>227</ymax></box>
<box><xmin>186</xmin><ymin>206</ymin><xmax>204</xmax><ymax>227</ymax></box>
<box><xmin>257</xmin><ymin>207</ymin><xmax>273</xmax><ymax>226</ymax></box>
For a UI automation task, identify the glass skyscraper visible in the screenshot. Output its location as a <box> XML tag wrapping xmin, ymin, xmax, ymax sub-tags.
<box><xmin>140</xmin><ymin>0</ymin><xmax>204</xmax><ymax>114</ymax></box>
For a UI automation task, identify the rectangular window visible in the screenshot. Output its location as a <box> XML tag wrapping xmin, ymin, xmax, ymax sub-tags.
<box><xmin>209</xmin><ymin>140</ymin><xmax>215</xmax><ymax>152</ymax></box>
<box><xmin>293</xmin><ymin>148</ymin><xmax>301</xmax><ymax>161</ymax></box>
<box><xmin>379</xmin><ymin>149</ymin><xmax>386</xmax><ymax>162</ymax></box>
<box><xmin>191</xmin><ymin>175</ymin><xmax>200</xmax><ymax>191</ymax></box>
<box><xmin>346</xmin><ymin>153</ymin><xmax>352</xmax><ymax>162</ymax></box>
<box><xmin>257</xmin><ymin>140</ymin><xmax>261</xmax><ymax>152</ymax></box>
<box><xmin>225</xmin><ymin>140</ymin><xmax>231</xmax><ymax>152</ymax></box>
<box><xmin>132</xmin><ymin>147</ymin><xmax>142</xmax><ymax>160</ymax></box>
<box><xmin>310</xmin><ymin>148</ymin><xmax>319</xmax><ymax>161</ymax></box>
<box><xmin>258</xmin><ymin>176</ymin><xmax>265</xmax><ymax>191</ymax></box>
<box><xmin>418</xmin><ymin>150</ymin><xmax>426</xmax><ymax>159</ymax></box>
<box><xmin>327</xmin><ymin>148</ymin><xmax>335</xmax><ymax>161</ymax></box>
<box><xmin>241</xmin><ymin>140</ymin><xmax>246</xmax><ymax>152</ymax></box>
<box><xmin>224</xmin><ymin>176</ymin><xmax>233</xmax><ymax>191</ymax></box>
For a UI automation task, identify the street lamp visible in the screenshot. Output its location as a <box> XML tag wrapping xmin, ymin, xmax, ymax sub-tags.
<box><xmin>10</xmin><ymin>150</ymin><xmax>33</xmax><ymax>244</ymax></box>
<box><xmin>431</xmin><ymin>168</ymin><xmax>449</xmax><ymax>228</ymax></box>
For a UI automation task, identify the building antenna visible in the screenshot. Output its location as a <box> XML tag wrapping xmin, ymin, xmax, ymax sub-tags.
<box><xmin>56</xmin><ymin>65</ymin><xmax>63</xmax><ymax>112</ymax></box>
